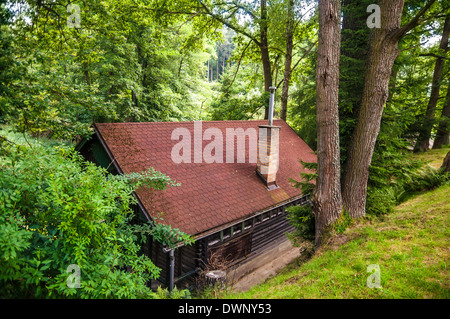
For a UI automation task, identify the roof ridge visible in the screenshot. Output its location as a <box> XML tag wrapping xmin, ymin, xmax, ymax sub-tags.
<box><xmin>94</xmin><ymin>119</ymin><xmax>285</xmax><ymax>125</ymax></box>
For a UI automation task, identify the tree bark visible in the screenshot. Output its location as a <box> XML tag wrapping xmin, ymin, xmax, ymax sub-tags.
<box><xmin>342</xmin><ymin>0</ymin><xmax>438</xmax><ymax>218</ymax></box>
<box><xmin>342</xmin><ymin>0</ymin><xmax>406</xmax><ymax>218</ymax></box>
<box><xmin>441</xmin><ymin>150</ymin><xmax>450</xmax><ymax>172</ymax></box>
<box><xmin>313</xmin><ymin>0</ymin><xmax>342</xmax><ymax>247</ymax></box>
<box><xmin>82</xmin><ymin>62</ymin><xmax>91</xmax><ymax>86</ymax></box>
<box><xmin>433</xmin><ymin>80</ymin><xmax>450</xmax><ymax>148</ymax></box>
<box><xmin>414</xmin><ymin>14</ymin><xmax>450</xmax><ymax>152</ymax></box>
<box><xmin>280</xmin><ymin>0</ymin><xmax>294</xmax><ymax>121</ymax></box>
<box><xmin>260</xmin><ymin>0</ymin><xmax>273</xmax><ymax>120</ymax></box>
<box><xmin>217</xmin><ymin>51</ymin><xmax>219</xmax><ymax>81</ymax></box>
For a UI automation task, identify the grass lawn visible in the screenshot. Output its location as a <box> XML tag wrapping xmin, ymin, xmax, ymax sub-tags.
<box><xmin>410</xmin><ymin>145</ymin><xmax>450</xmax><ymax>169</ymax></box>
<box><xmin>224</xmin><ymin>184</ymin><xmax>449</xmax><ymax>299</ymax></box>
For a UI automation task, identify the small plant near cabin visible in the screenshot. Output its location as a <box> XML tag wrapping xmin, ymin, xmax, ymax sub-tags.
<box><xmin>286</xmin><ymin>204</ymin><xmax>315</xmax><ymax>242</ymax></box>
<box><xmin>155</xmin><ymin>286</ymin><xmax>191</xmax><ymax>299</ymax></box>
<box><xmin>287</xmin><ymin>160</ymin><xmax>316</xmax><ymax>242</ymax></box>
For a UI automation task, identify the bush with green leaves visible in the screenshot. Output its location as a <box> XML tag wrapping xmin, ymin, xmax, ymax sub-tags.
<box><xmin>393</xmin><ymin>166</ymin><xmax>449</xmax><ymax>203</ymax></box>
<box><xmin>287</xmin><ymin>160</ymin><xmax>317</xmax><ymax>241</ymax></box>
<box><xmin>154</xmin><ymin>286</ymin><xmax>191</xmax><ymax>299</ymax></box>
<box><xmin>286</xmin><ymin>204</ymin><xmax>315</xmax><ymax>241</ymax></box>
<box><xmin>287</xmin><ymin>153</ymin><xmax>449</xmax><ymax>239</ymax></box>
<box><xmin>0</xmin><ymin>133</ymin><xmax>193</xmax><ymax>298</ymax></box>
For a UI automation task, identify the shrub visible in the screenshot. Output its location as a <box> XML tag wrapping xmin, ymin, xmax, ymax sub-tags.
<box><xmin>0</xmin><ymin>131</ymin><xmax>193</xmax><ymax>298</ymax></box>
<box><xmin>286</xmin><ymin>204</ymin><xmax>315</xmax><ymax>241</ymax></box>
<box><xmin>394</xmin><ymin>166</ymin><xmax>449</xmax><ymax>203</ymax></box>
<box><xmin>366</xmin><ymin>165</ymin><xmax>449</xmax><ymax>216</ymax></box>
<box><xmin>287</xmin><ymin>160</ymin><xmax>317</xmax><ymax>242</ymax></box>
<box><xmin>366</xmin><ymin>186</ymin><xmax>397</xmax><ymax>216</ymax></box>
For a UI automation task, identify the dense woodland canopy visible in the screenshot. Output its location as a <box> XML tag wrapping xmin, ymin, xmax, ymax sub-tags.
<box><xmin>1</xmin><ymin>0</ymin><xmax>448</xmax><ymax>146</ymax></box>
<box><xmin>0</xmin><ymin>0</ymin><xmax>449</xmax><ymax>298</ymax></box>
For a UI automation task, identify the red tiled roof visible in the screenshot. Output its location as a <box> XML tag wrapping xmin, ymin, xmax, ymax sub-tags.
<box><xmin>94</xmin><ymin>120</ymin><xmax>316</xmax><ymax>237</ymax></box>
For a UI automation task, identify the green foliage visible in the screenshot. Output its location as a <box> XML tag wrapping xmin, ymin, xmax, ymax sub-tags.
<box><xmin>367</xmin><ymin>139</ymin><xmax>449</xmax><ymax>216</ymax></box>
<box><xmin>331</xmin><ymin>210</ymin><xmax>353</xmax><ymax>234</ymax></box>
<box><xmin>150</xmin><ymin>216</ymin><xmax>195</xmax><ymax>249</ymax></box>
<box><xmin>0</xmin><ymin>129</ymin><xmax>193</xmax><ymax>298</ymax></box>
<box><xmin>0</xmin><ymin>0</ymin><xmax>15</xmax><ymax>124</ymax></box>
<box><xmin>366</xmin><ymin>187</ymin><xmax>398</xmax><ymax>216</ymax></box>
<box><xmin>286</xmin><ymin>204</ymin><xmax>315</xmax><ymax>241</ymax></box>
<box><xmin>287</xmin><ymin>160</ymin><xmax>317</xmax><ymax>241</ymax></box>
<box><xmin>208</xmin><ymin>47</ymin><xmax>268</xmax><ymax>121</ymax></box>
<box><xmin>155</xmin><ymin>286</ymin><xmax>191</xmax><ymax>299</ymax></box>
<box><xmin>394</xmin><ymin>165</ymin><xmax>449</xmax><ymax>203</ymax></box>
<box><xmin>338</xmin><ymin>0</ymin><xmax>372</xmax><ymax>157</ymax></box>
<box><xmin>289</xmin><ymin>160</ymin><xmax>317</xmax><ymax>196</ymax></box>
<box><xmin>288</xmin><ymin>73</ymin><xmax>317</xmax><ymax>149</ymax></box>
<box><xmin>2</xmin><ymin>0</ymin><xmax>215</xmax><ymax>139</ymax></box>
<box><xmin>112</xmin><ymin>167</ymin><xmax>181</xmax><ymax>191</ymax></box>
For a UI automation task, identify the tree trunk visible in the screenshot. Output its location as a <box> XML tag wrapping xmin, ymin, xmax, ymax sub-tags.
<box><xmin>342</xmin><ymin>0</ymin><xmax>405</xmax><ymax>218</ymax></box>
<box><xmin>441</xmin><ymin>150</ymin><xmax>450</xmax><ymax>172</ymax></box>
<box><xmin>433</xmin><ymin>80</ymin><xmax>450</xmax><ymax>148</ymax></box>
<box><xmin>217</xmin><ymin>54</ymin><xmax>219</xmax><ymax>81</ymax></box>
<box><xmin>414</xmin><ymin>14</ymin><xmax>450</xmax><ymax>152</ymax></box>
<box><xmin>260</xmin><ymin>0</ymin><xmax>273</xmax><ymax>120</ymax></box>
<box><xmin>280</xmin><ymin>0</ymin><xmax>294</xmax><ymax>121</ymax></box>
<box><xmin>82</xmin><ymin>62</ymin><xmax>91</xmax><ymax>86</ymax></box>
<box><xmin>313</xmin><ymin>0</ymin><xmax>342</xmax><ymax>247</ymax></box>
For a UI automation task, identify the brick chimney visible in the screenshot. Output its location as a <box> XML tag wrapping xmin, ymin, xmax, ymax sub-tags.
<box><xmin>256</xmin><ymin>87</ymin><xmax>281</xmax><ymax>190</ymax></box>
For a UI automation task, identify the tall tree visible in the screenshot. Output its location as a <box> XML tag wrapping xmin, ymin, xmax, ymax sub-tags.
<box><xmin>280</xmin><ymin>0</ymin><xmax>295</xmax><ymax>121</ymax></box>
<box><xmin>433</xmin><ymin>79</ymin><xmax>450</xmax><ymax>148</ymax></box>
<box><xmin>414</xmin><ymin>14</ymin><xmax>450</xmax><ymax>152</ymax></box>
<box><xmin>313</xmin><ymin>0</ymin><xmax>342</xmax><ymax>247</ymax></box>
<box><xmin>198</xmin><ymin>0</ymin><xmax>273</xmax><ymax>118</ymax></box>
<box><xmin>342</xmin><ymin>0</ymin><xmax>437</xmax><ymax>218</ymax></box>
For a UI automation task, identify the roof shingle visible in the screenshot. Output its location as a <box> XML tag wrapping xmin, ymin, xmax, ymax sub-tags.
<box><xmin>94</xmin><ymin>120</ymin><xmax>316</xmax><ymax>236</ymax></box>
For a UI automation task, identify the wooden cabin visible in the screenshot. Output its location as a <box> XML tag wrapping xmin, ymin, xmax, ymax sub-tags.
<box><xmin>76</xmin><ymin>119</ymin><xmax>316</xmax><ymax>290</ymax></box>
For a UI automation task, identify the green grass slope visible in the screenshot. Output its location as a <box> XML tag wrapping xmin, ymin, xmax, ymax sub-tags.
<box><xmin>226</xmin><ymin>184</ymin><xmax>449</xmax><ymax>299</ymax></box>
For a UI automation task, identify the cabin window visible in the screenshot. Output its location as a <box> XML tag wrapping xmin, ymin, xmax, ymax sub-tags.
<box><xmin>233</xmin><ymin>224</ymin><xmax>242</xmax><ymax>236</ymax></box>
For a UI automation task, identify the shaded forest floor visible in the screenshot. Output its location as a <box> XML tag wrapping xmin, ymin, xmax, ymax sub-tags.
<box><xmin>222</xmin><ymin>147</ymin><xmax>449</xmax><ymax>299</ymax></box>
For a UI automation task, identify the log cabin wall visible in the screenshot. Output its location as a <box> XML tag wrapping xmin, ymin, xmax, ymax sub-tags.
<box><xmin>150</xmin><ymin>241</ymin><xmax>200</xmax><ymax>290</ymax></box>
<box><xmin>204</xmin><ymin>195</ymin><xmax>309</xmax><ymax>268</ymax></box>
<box><xmin>148</xmin><ymin>195</ymin><xmax>309</xmax><ymax>290</ymax></box>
